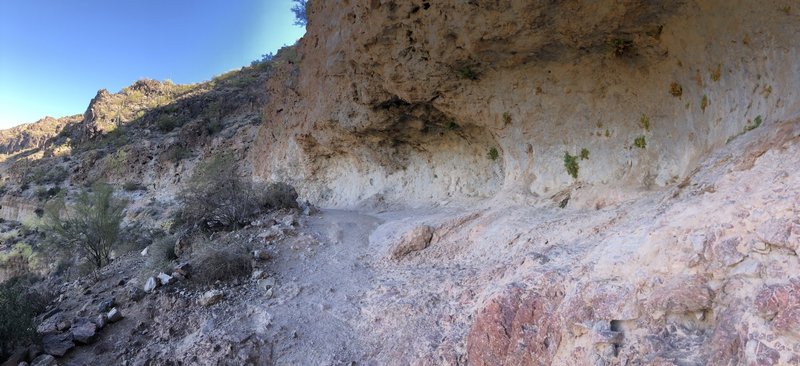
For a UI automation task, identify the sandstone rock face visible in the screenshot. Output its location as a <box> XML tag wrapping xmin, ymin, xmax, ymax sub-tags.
<box><xmin>254</xmin><ymin>0</ymin><xmax>800</xmax><ymax>210</ymax></box>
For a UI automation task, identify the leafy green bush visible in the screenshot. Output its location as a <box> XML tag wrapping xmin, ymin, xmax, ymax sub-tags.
<box><xmin>176</xmin><ymin>153</ymin><xmax>298</xmax><ymax>232</ymax></box>
<box><xmin>0</xmin><ymin>275</ymin><xmax>51</xmax><ymax>360</ymax></box>
<box><xmin>580</xmin><ymin>148</ymin><xmax>590</xmax><ymax>160</ymax></box>
<box><xmin>564</xmin><ymin>152</ymin><xmax>579</xmax><ymax>179</ymax></box>
<box><xmin>41</xmin><ymin>184</ymin><xmax>127</xmax><ymax>269</ymax></box>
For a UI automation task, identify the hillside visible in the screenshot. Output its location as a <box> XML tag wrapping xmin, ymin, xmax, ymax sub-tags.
<box><xmin>1</xmin><ymin>1</ymin><xmax>800</xmax><ymax>365</ymax></box>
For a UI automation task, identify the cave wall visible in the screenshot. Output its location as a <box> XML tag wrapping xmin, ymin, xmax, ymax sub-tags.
<box><xmin>252</xmin><ymin>0</ymin><xmax>800</xmax><ymax>208</ymax></box>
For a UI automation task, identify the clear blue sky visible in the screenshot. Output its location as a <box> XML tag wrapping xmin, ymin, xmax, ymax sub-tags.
<box><xmin>0</xmin><ymin>0</ymin><xmax>305</xmax><ymax>128</ymax></box>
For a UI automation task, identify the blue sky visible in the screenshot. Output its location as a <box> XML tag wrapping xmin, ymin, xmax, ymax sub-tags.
<box><xmin>0</xmin><ymin>0</ymin><xmax>305</xmax><ymax>128</ymax></box>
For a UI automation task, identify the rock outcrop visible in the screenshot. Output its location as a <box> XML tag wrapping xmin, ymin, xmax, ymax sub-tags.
<box><xmin>254</xmin><ymin>0</ymin><xmax>800</xmax><ymax>209</ymax></box>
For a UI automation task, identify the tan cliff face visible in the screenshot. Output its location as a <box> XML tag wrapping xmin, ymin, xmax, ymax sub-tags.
<box><xmin>253</xmin><ymin>0</ymin><xmax>800</xmax><ymax>209</ymax></box>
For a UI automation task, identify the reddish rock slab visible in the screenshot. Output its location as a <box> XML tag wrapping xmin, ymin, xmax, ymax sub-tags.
<box><xmin>467</xmin><ymin>280</ymin><xmax>565</xmax><ymax>366</ymax></box>
<box><xmin>648</xmin><ymin>275</ymin><xmax>713</xmax><ymax>315</ymax></box>
<box><xmin>754</xmin><ymin>279</ymin><xmax>800</xmax><ymax>336</ymax></box>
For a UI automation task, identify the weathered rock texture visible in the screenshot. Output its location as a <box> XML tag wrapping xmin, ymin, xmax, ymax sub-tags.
<box><xmin>254</xmin><ymin>0</ymin><xmax>800</xmax><ymax>209</ymax></box>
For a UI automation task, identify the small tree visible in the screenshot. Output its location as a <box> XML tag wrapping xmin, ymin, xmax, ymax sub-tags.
<box><xmin>291</xmin><ymin>0</ymin><xmax>308</xmax><ymax>27</ymax></box>
<box><xmin>42</xmin><ymin>184</ymin><xmax>127</xmax><ymax>269</ymax></box>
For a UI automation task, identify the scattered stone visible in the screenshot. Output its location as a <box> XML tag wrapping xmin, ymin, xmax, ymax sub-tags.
<box><xmin>144</xmin><ymin>277</ymin><xmax>157</xmax><ymax>293</ymax></box>
<box><xmin>157</xmin><ymin>273</ymin><xmax>174</xmax><ymax>286</ymax></box>
<box><xmin>390</xmin><ymin>225</ymin><xmax>435</xmax><ymax>260</ymax></box>
<box><xmin>97</xmin><ymin>298</ymin><xmax>114</xmax><ymax>313</ymax></box>
<box><xmin>30</xmin><ymin>354</ymin><xmax>57</xmax><ymax>366</ymax></box>
<box><xmin>251</xmin><ymin>270</ymin><xmax>267</xmax><ymax>279</ymax></box>
<box><xmin>174</xmin><ymin>263</ymin><xmax>191</xmax><ymax>277</ymax></box>
<box><xmin>257</xmin><ymin>278</ymin><xmax>276</xmax><ymax>291</ymax></box>
<box><xmin>55</xmin><ymin>320</ymin><xmax>71</xmax><ymax>332</ymax></box>
<box><xmin>200</xmin><ymin>290</ymin><xmax>223</xmax><ymax>306</ymax></box>
<box><xmin>70</xmin><ymin>318</ymin><xmax>97</xmax><ymax>344</ymax></box>
<box><xmin>107</xmin><ymin>308</ymin><xmax>123</xmax><ymax>323</ymax></box>
<box><xmin>41</xmin><ymin>332</ymin><xmax>74</xmax><ymax>357</ymax></box>
<box><xmin>756</xmin><ymin>218</ymin><xmax>792</xmax><ymax>246</ymax></box>
<box><xmin>140</xmin><ymin>246</ymin><xmax>149</xmax><ymax>256</ymax></box>
<box><xmin>253</xmin><ymin>250</ymin><xmax>272</xmax><ymax>261</ymax></box>
<box><xmin>95</xmin><ymin>314</ymin><xmax>107</xmax><ymax>330</ymax></box>
<box><xmin>128</xmin><ymin>287</ymin><xmax>145</xmax><ymax>302</ymax></box>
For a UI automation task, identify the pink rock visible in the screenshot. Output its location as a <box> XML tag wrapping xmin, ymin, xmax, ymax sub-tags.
<box><xmin>648</xmin><ymin>275</ymin><xmax>712</xmax><ymax>315</ymax></box>
<box><xmin>467</xmin><ymin>275</ymin><xmax>565</xmax><ymax>366</ymax></box>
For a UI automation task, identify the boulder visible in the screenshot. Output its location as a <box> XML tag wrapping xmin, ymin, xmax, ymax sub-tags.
<box><xmin>41</xmin><ymin>333</ymin><xmax>74</xmax><ymax>357</ymax></box>
<box><xmin>107</xmin><ymin>308</ymin><xmax>123</xmax><ymax>323</ymax></box>
<box><xmin>157</xmin><ymin>273</ymin><xmax>174</xmax><ymax>286</ymax></box>
<box><xmin>95</xmin><ymin>314</ymin><xmax>107</xmax><ymax>330</ymax></box>
<box><xmin>30</xmin><ymin>354</ymin><xmax>57</xmax><ymax>366</ymax></box>
<box><xmin>200</xmin><ymin>290</ymin><xmax>223</xmax><ymax>306</ymax></box>
<box><xmin>390</xmin><ymin>225</ymin><xmax>434</xmax><ymax>260</ymax></box>
<box><xmin>128</xmin><ymin>286</ymin><xmax>145</xmax><ymax>302</ymax></box>
<box><xmin>97</xmin><ymin>298</ymin><xmax>114</xmax><ymax>313</ymax></box>
<box><xmin>140</xmin><ymin>246</ymin><xmax>149</xmax><ymax>256</ymax></box>
<box><xmin>143</xmin><ymin>277</ymin><xmax>157</xmax><ymax>293</ymax></box>
<box><xmin>70</xmin><ymin>318</ymin><xmax>97</xmax><ymax>344</ymax></box>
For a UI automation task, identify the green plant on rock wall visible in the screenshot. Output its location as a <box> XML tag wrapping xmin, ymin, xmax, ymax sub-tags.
<box><xmin>701</xmin><ymin>95</ymin><xmax>709</xmax><ymax>113</ymax></box>
<box><xmin>487</xmin><ymin>147</ymin><xmax>499</xmax><ymax>161</ymax></box>
<box><xmin>580</xmin><ymin>148</ymin><xmax>590</xmax><ymax>160</ymax></box>
<box><xmin>634</xmin><ymin>136</ymin><xmax>647</xmax><ymax>149</ymax></box>
<box><xmin>502</xmin><ymin>112</ymin><xmax>512</xmax><ymax>126</ymax></box>
<box><xmin>639</xmin><ymin>115</ymin><xmax>650</xmax><ymax>131</ymax></box>
<box><xmin>564</xmin><ymin>152</ymin><xmax>579</xmax><ymax>179</ymax></box>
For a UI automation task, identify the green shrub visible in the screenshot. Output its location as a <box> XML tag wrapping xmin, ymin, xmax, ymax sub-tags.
<box><xmin>166</xmin><ymin>145</ymin><xmax>192</xmax><ymax>162</ymax></box>
<box><xmin>744</xmin><ymin>115</ymin><xmax>763</xmax><ymax>132</ymax></box>
<box><xmin>41</xmin><ymin>184</ymin><xmax>127</xmax><ymax>269</ymax></box>
<box><xmin>487</xmin><ymin>147</ymin><xmax>499</xmax><ymax>161</ymax></box>
<box><xmin>564</xmin><ymin>152</ymin><xmax>579</xmax><ymax>179</ymax></box>
<box><xmin>634</xmin><ymin>136</ymin><xmax>647</xmax><ymax>149</ymax></box>
<box><xmin>458</xmin><ymin>66</ymin><xmax>478</xmax><ymax>80</ymax></box>
<box><xmin>701</xmin><ymin>95</ymin><xmax>709</xmax><ymax>112</ymax></box>
<box><xmin>580</xmin><ymin>148</ymin><xmax>590</xmax><ymax>160</ymax></box>
<box><xmin>156</xmin><ymin>115</ymin><xmax>179</xmax><ymax>132</ymax></box>
<box><xmin>0</xmin><ymin>275</ymin><xmax>51</xmax><ymax>360</ymax></box>
<box><xmin>176</xmin><ymin>153</ymin><xmax>298</xmax><ymax>232</ymax></box>
<box><xmin>502</xmin><ymin>112</ymin><xmax>512</xmax><ymax>125</ymax></box>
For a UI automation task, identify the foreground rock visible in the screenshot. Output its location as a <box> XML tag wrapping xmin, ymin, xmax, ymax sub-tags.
<box><xmin>41</xmin><ymin>333</ymin><xmax>73</xmax><ymax>357</ymax></box>
<box><xmin>70</xmin><ymin>318</ymin><xmax>97</xmax><ymax>344</ymax></box>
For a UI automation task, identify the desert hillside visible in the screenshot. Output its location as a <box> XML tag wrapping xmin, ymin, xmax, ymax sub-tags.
<box><xmin>1</xmin><ymin>1</ymin><xmax>799</xmax><ymax>365</ymax></box>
